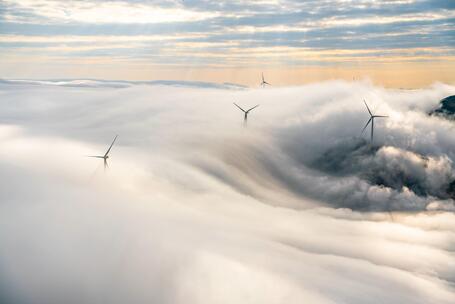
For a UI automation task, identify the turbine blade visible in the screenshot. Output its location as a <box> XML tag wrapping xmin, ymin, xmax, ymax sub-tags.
<box><xmin>104</xmin><ymin>135</ymin><xmax>118</xmax><ymax>157</ymax></box>
<box><xmin>87</xmin><ymin>155</ymin><xmax>105</xmax><ymax>158</ymax></box>
<box><xmin>104</xmin><ymin>159</ymin><xmax>108</xmax><ymax>171</ymax></box>
<box><xmin>262</xmin><ymin>73</ymin><xmax>265</xmax><ymax>82</ymax></box>
<box><xmin>233</xmin><ymin>102</ymin><xmax>246</xmax><ymax>112</ymax></box>
<box><xmin>247</xmin><ymin>104</ymin><xmax>260</xmax><ymax>112</ymax></box>
<box><xmin>364</xmin><ymin>100</ymin><xmax>372</xmax><ymax>116</ymax></box>
<box><xmin>374</xmin><ymin>115</ymin><xmax>388</xmax><ymax>118</ymax></box>
<box><xmin>361</xmin><ymin>117</ymin><xmax>372</xmax><ymax>134</ymax></box>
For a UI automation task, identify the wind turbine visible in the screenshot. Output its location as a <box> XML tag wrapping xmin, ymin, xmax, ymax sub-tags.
<box><xmin>260</xmin><ymin>73</ymin><xmax>270</xmax><ymax>87</ymax></box>
<box><xmin>361</xmin><ymin>100</ymin><xmax>387</xmax><ymax>143</ymax></box>
<box><xmin>234</xmin><ymin>103</ymin><xmax>259</xmax><ymax>126</ymax></box>
<box><xmin>88</xmin><ymin>135</ymin><xmax>118</xmax><ymax>171</ymax></box>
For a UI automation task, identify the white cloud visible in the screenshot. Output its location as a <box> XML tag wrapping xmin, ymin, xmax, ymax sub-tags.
<box><xmin>0</xmin><ymin>80</ymin><xmax>454</xmax><ymax>303</ymax></box>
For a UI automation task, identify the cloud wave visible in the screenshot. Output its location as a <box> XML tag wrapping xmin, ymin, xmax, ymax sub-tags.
<box><xmin>0</xmin><ymin>80</ymin><xmax>454</xmax><ymax>303</ymax></box>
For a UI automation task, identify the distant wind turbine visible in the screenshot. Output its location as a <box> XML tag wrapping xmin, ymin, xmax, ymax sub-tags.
<box><xmin>260</xmin><ymin>73</ymin><xmax>270</xmax><ymax>87</ymax></box>
<box><xmin>88</xmin><ymin>135</ymin><xmax>118</xmax><ymax>171</ymax></box>
<box><xmin>361</xmin><ymin>100</ymin><xmax>387</xmax><ymax>142</ymax></box>
<box><xmin>234</xmin><ymin>103</ymin><xmax>259</xmax><ymax>126</ymax></box>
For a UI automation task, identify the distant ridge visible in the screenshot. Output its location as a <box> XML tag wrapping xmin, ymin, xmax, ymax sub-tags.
<box><xmin>0</xmin><ymin>78</ymin><xmax>248</xmax><ymax>90</ymax></box>
<box><xmin>430</xmin><ymin>95</ymin><xmax>455</xmax><ymax>118</ymax></box>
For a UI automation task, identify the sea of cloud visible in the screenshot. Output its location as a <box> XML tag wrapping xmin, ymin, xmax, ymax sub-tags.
<box><xmin>0</xmin><ymin>79</ymin><xmax>454</xmax><ymax>303</ymax></box>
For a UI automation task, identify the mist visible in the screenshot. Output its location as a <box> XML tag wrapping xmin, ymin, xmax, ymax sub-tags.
<box><xmin>0</xmin><ymin>79</ymin><xmax>454</xmax><ymax>303</ymax></box>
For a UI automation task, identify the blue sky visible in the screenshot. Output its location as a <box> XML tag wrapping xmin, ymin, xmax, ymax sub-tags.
<box><xmin>0</xmin><ymin>0</ymin><xmax>454</xmax><ymax>86</ymax></box>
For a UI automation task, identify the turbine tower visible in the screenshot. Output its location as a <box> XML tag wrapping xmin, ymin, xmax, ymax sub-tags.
<box><xmin>260</xmin><ymin>73</ymin><xmax>270</xmax><ymax>87</ymax></box>
<box><xmin>88</xmin><ymin>135</ymin><xmax>118</xmax><ymax>171</ymax></box>
<box><xmin>234</xmin><ymin>103</ymin><xmax>259</xmax><ymax>126</ymax></box>
<box><xmin>361</xmin><ymin>100</ymin><xmax>387</xmax><ymax>143</ymax></box>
